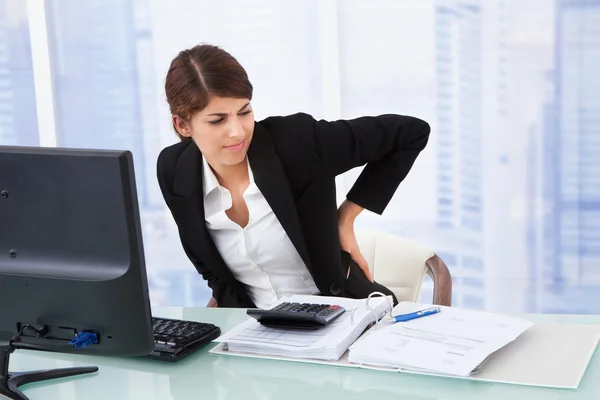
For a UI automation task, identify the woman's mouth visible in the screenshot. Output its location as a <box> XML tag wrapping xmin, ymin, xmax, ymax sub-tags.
<box><xmin>224</xmin><ymin>140</ymin><xmax>245</xmax><ymax>151</ymax></box>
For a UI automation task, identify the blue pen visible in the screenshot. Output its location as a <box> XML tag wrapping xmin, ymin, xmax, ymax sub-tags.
<box><xmin>391</xmin><ymin>307</ymin><xmax>440</xmax><ymax>323</ymax></box>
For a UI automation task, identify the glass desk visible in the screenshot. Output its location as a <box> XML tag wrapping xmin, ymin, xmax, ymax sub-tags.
<box><xmin>9</xmin><ymin>307</ymin><xmax>600</xmax><ymax>400</ymax></box>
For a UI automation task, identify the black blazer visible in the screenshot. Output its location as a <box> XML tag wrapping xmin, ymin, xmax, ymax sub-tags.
<box><xmin>156</xmin><ymin>112</ymin><xmax>430</xmax><ymax>308</ymax></box>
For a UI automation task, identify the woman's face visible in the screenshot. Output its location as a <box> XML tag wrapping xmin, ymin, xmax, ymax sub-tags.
<box><xmin>175</xmin><ymin>96</ymin><xmax>255</xmax><ymax>169</ymax></box>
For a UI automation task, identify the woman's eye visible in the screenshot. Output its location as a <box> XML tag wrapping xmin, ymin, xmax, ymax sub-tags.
<box><xmin>208</xmin><ymin>110</ymin><xmax>250</xmax><ymax>124</ymax></box>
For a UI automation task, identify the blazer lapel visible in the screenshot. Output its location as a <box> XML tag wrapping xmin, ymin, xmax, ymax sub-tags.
<box><xmin>247</xmin><ymin>123</ymin><xmax>314</xmax><ymax>273</ymax></box>
<box><xmin>172</xmin><ymin>143</ymin><xmax>248</xmax><ymax>294</ymax></box>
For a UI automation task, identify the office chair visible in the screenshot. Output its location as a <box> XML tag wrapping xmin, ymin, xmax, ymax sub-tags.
<box><xmin>355</xmin><ymin>230</ymin><xmax>452</xmax><ymax>306</ymax></box>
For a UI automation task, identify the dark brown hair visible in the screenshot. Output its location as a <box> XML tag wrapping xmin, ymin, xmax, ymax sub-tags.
<box><xmin>165</xmin><ymin>44</ymin><xmax>253</xmax><ymax>141</ymax></box>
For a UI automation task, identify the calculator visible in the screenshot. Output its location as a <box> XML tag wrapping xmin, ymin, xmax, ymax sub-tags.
<box><xmin>246</xmin><ymin>302</ymin><xmax>346</xmax><ymax>329</ymax></box>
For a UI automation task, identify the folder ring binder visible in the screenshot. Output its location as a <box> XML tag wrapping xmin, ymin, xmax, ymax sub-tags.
<box><xmin>350</xmin><ymin>291</ymin><xmax>394</xmax><ymax>326</ymax></box>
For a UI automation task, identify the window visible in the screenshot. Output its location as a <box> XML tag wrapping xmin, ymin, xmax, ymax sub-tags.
<box><xmin>438</xmin><ymin>197</ymin><xmax>453</xmax><ymax>206</ymax></box>
<box><xmin>0</xmin><ymin>0</ymin><xmax>38</xmax><ymax>146</ymax></box>
<box><xmin>437</xmin><ymin>252</ymin><xmax>458</xmax><ymax>266</ymax></box>
<box><xmin>5</xmin><ymin>0</ymin><xmax>598</xmax><ymax>314</ymax></box>
<box><xmin>463</xmin><ymin>277</ymin><xmax>484</xmax><ymax>288</ymax></box>
<box><xmin>462</xmin><ymin>256</ymin><xmax>483</xmax><ymax>270</ymax></box>
<box><xmin>463</xmin><ymin>295</ymin><xmax>484</xmax><ymax>309</ymax></box>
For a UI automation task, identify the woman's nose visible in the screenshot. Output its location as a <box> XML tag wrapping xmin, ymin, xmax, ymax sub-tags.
<box><xmin>228</xmin><ymin>117</ymin><xmax>244</xmax><ymax>137</ymax></box>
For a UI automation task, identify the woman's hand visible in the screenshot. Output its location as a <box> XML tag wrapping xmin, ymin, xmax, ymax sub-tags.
<box><xmin>338</xmin><ymin>200</ymin><xmax>373</xmax><ymax>282</ymax></box>
<box><xmin>207</xmin><ymin>297</ymin><xmax>218</xmax><ymax>307</ymax></box>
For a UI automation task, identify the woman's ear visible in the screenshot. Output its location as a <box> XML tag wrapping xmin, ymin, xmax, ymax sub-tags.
<box><xmin>172</xmin><ymin>115</ymin><xmax>192</xmax><ymax>138</ymax></box>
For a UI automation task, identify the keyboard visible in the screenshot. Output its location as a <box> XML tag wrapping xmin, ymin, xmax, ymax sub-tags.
<box><xmin>246</xmin><ymin>302</ymin><xmax>346</xmax><ymax>329</ymax></box>
<box><xmin>145</xmin><ymin>317</ymin><xmax>221</xmax><ymax>362</ymax></box>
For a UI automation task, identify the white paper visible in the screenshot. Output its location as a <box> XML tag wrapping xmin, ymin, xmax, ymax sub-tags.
<box><xmin>348</xmin><ymin>302</ymin><xmax>534</xmax><ymax>376</ymax></box>
<box><xmin>217</xmin><ymin>294</ymin><xmax>393</xmax><ymax>360</ymax></box>
<box><xmin>211</xmin><ymin>322</ymin><xmax>600</xmax><ymax>390</ymax></box>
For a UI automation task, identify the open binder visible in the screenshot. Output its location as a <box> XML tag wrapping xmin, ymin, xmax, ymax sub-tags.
<box><xmin>210</xmin><ymin>294</ymin><xmax>600</xmax><ymax>389</ymax></box>
<box><xmin>214</xmin><ymin>293</ymin><xmax>393</xmax><ymax>361</ymax></box>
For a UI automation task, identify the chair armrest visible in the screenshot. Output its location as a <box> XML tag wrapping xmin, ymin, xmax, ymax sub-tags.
<box><xmin>425</xmin><ymin>254</ymin><xmax>452</xmax><ymax>306</ymax></box>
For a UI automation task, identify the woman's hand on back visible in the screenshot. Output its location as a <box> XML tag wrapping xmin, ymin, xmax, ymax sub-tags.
<box><xmin>338</xmin><ymin>200</ymin><xmax>373</xmax><ymax>282</ymax></box>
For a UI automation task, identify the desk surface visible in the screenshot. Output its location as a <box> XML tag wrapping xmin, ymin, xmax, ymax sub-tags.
<box><xmin>10</xmin><ymin>307</ymin><xmax>600</xmax><ymax>400</ymax></box>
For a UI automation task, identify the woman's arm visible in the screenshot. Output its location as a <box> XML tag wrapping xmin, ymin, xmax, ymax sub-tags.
<box><xmin>298</xmin><ymin>113</ymin><xmax>431</xmax><ymax>215</ymax></box>
<box><xmin>295</xmin><ymin>113</ymin><xmax>430</xmax><ymax>281</ymax></box>
<box><xmin>337</xmin><ymin>199</ymin><xmax>372</xmax><ymax>281</ymax></box>
<box><xmin>206</xmin><ymin>297</ymin><xmax>218</xmax><ymax>307</ymax></box>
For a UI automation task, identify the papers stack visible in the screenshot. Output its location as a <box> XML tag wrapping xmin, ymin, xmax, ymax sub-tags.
<box><xmin>216</xmin><ymin>294</ymin><xmax>392</xmax><ymax>361</ymax></box>
<box><xmin>212</xmin><ymin>300</ymin><xmax>600</xmax><ymax>388</ymax></box>
<box><xmin>348</xmin><ymin>302</ymin><xmax>534</xmax><ymax>377</ymax></box>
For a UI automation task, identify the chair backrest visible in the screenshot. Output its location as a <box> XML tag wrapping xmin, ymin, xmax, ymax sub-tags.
<box><xmin>356</xmin><ymin>230</ymin><xmax>451</xmax><ymax>305</ymax></box>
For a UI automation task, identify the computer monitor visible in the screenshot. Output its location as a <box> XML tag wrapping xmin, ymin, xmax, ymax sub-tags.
<box><xmin>0</xmin><ymin>146</ymin><xmax>155</xmax><ymax>399</ymax></box>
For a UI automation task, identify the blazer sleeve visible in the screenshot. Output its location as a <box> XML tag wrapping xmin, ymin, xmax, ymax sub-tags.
<box><xmin>178</xmin><ymin>237</ymin><xmax>251</xmax><ymax>308</ymax></box>
<box><xmin>296</xmin><ymin>113</ymin><xmax>430</xmax><ymax>215</ymax></box>
<box><xmin>156</xmin><ymin>147</ymin><xmax>231</xmax><ymax>306</ymax></box>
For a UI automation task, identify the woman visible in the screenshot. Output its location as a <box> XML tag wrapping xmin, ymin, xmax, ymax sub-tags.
<box><xmin>157</xmin><ymin>44</ymin><xmax>430</xmax><ymax>309</ymax></box>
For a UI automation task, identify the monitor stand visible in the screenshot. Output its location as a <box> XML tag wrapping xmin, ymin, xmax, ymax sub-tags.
<box><xmin>0</xmin><ymin>341</ymin><xmax>98</xmax><ymax>400</ymax></box>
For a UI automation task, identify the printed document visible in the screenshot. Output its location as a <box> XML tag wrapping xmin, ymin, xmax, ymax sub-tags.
<box><xmin>348</xmin><ymin>302</ymin><xmax>534</xmax><ymax>376</ymax></box>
